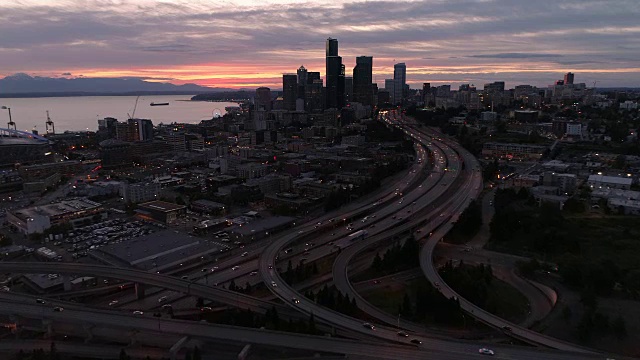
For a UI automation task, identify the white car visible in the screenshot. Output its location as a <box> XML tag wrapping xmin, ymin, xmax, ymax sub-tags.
<box><xmin>133</xmin><ymin>310</ymin><xmax>144</xmax><ymax>315</ymax></box>
<box><xmin>158</xmin><ymin>296</ymin><xmax>168</xmax><ymax>303</ymax></box>
<box><xmin>108</xmin><ymin>300</ymin><xmax>119</xmax><ymax>306</ymax></box>
<box><xmin>271</xmin><ymin>281</ymin><xmax>278</xmax><ymax>287</ymax></box>
<box><xmin>232</xmin><ymin>266</ymin><xmax>240</xmax><ymax>271</ymax></box>
<box><xmin>478</xmin><ymin>348</ymin><xmax>494</xmax><ymax>356</ymax></box>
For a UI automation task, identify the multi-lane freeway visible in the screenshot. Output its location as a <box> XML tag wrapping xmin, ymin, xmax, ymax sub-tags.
<box><xmin>0</xmin><ymin>110</ymin><xmax>628</xmax><ymax>360</ymax></box>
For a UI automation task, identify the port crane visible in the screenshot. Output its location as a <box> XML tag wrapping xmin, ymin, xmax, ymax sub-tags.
<box><xmin>45</xmin><ymin>110</ymin><xmax>55</xmax><ymax>134</ymax></box>
<box><xmin>127</xmin><ymin>96</ymin><xmax>141</xmax><ymax>119</ymax></box>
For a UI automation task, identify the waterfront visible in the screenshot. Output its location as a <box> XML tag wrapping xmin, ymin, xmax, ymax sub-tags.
<box><xmin>0</xmin><ymin>95</ymin><xmax>238</xmax><ymax>132</ymax></box>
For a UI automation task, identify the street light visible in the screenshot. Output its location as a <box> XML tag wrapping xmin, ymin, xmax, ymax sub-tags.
<box><xmin>1</xmin><ymin>106</ymin><xmax>16</xmax><ymax>130</ymax></box>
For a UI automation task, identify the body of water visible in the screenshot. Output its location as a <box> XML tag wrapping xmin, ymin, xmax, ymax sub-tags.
<box><xmin>0</xmin><ymin>95</ymin><xmax>238</xmax><ymax>132</ymax></box>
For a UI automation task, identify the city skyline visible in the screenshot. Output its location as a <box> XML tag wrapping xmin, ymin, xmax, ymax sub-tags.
<box><xmin>0</xmin><ymin>0</ymin><xmax>639</xmax><ymax>89</ymax></box>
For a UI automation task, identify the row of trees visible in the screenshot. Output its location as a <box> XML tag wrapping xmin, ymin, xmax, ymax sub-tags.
<box><xmin>304</xmin><ymin>284</ymin><xmax>359</xmax><ymax>317</ymax></box>
<box><xmin>439</xmin><ymin>261</ymin><xmax>505</xmax><ymax>315</ymax></box>
<box><xmin>397</xmin><ymin>284</ymin><xmax>464</xmax><ymax>326</ymax></box>
<box><xmin>282</xmin><ymin>259</ymin><xmax>319</xmax><ymax>285</ymax></box>
<box><xmin>447</xmin><ymin>200</ymin><xmax>482</xmax><ymax>243</ymax></box>
<box><xmin>370</xmin><ymin>236</ymin><xmax>420</xmax><ymax>275</ymax></box>
<box><xmin>206</xmin><ymin>307</ymin><xmax>320</xmax><ymax>335</ymax></box>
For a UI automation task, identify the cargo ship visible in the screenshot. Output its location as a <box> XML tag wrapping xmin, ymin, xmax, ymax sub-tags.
<box><xmin>150</xmin><ymin>102</ymin><xmax>169</xmax><ymax>106</ymax></box>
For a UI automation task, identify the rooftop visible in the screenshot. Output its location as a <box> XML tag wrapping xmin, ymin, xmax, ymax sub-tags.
<box><xmin>587</xmin><ymin>174</ymin><xmax>633</xmax><ymax>185</ymax></box>
<box><xmin>138</xmin><ymin>200</ymin><xmax>186</xmax><ymax>212</ymax></box>
<box><xmin>232</xmin><ymin>216</ymin><xmax>295</xmax><ymax>236</ymax></box>
<box><xmin>10</xmin><ymin>198</ymin><xmax>101</xmax><ymax>221</ymax></box>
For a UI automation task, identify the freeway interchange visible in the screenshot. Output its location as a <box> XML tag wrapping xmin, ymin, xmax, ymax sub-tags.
<box><xmin>0</xmin><ymin>111</ymin><xmax>626</xmax><ymax>360</ymax></box>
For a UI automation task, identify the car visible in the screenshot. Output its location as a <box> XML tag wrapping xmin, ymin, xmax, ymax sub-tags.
<box><xmin>181</xmin><ymin>276</ymin><xmax>189</xmax><ymax>280</ymax></box>
<box><xmin>201</xmin><ymin>268</ymin><xmax>208</xmax><ymax>272</ymax></box>
<box><xmin>410</xmin><ymin>339</ymin><xmax>422</xmax><ymax>345</ymax></box>
<box><xmin>271</xmin><ymin>281</ymin><xmax>278</xmax><ymax>287</ymax></box>
<box><xmin>478</xmin><ymin>348</ymin><xmax>494</xmax><ymax>356</ymax></box>
<box><xmin>501</xmin><ymin>326</ymin><xmax>512</xmax><ymax>332</ymax></box>
<box><xmin>241</xmin><ymin>252</ymin><xmax>249</xmax><ymax>257</ymax></box>
<box><xmin>284</xmin><ymin>248</ymin><xmax>293</xmax><ymax>254</ymax></box>
<box><xmin>249</xmin><ymin>271</ymin><xmax>258</xmax><ymax>276</ymax></box>
<box><xmin>232</xmin><ymin>266</ymin><xmax>240</xmax><ymax>271</ymax></box>
<box><xmin>397</xmin><ymin>331</ymin><xmax>408</xmax><ymax>337</ymax></box>
<box><xmin>211</xmin><ymin>266</ymin><xmax>219</xmax><ymax>271</ymax></box>
<box><xmin>200</xmin><ymin>306</ymin><xmax>212</xmax><ymax>311</ymax></box>
<box><xmin>373</xmin><ymin>280</ymin><xmax>381</xmax><ymax>284</ymax></box>
<box><xmin>36</xmin><ymin>298</ymin><xmax>46</xmax><ymax>304</ymax></box>
<box><xmin>162</xmin><ymin>304</ymin><xmax>173</xmax><ymax>309</ymax></box>
<box><xmin>292</xmin><ymin>298</ymin><xmax>300</xmax><ymax>304</ymax></box>
<box><xmin>298</xmin><ymin>230</ymin><xmax>304</xmax><ymax>234</ymax></box>
<box><xmin>133</xmin><ymin>310</ymin><xmax>144</xmax><ymax>315</ymax></box>
<box><xmin>108</xmin><ymin>300</ymin><xmax>119</xmax><ymax>306</ymax></box>
<box><xmin>53</xmin><ymin>307</ymin><xmax>64</xmax><ymax>312</ymax></box>
<box><xmin>158</xmin><ymin>296</ymin><xmax>168</xmax><ymax>303</ymax></box>
<box><xmin>362</xmin><ymin>322</ymin><xmax>375</xmax><ymax>330</ymax></box>
<box><xmin>268</xmin><ymin>264</ymin><xmax>273</xmax><ymax>269</ymax></box>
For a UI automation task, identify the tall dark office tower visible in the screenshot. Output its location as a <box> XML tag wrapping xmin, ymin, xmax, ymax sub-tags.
<box><xmin>306</xmin><ymin>79</ymin><xmax>324</xmax><ymax>113</ymax></box>
<box><xmin>564</xmin><ymin>72</ymin><xmax>574</xmax><ymax>85</ymax></box>
<box><xmin>325</xmin><ymin>38</ymin><xmax>343</xmax><ymax>109</ymax></box>
<box><xmin>393</xmin><ymin>63</ymin><xmax>406</xmax><ymax>104</ymax></box>
<box><xmin>326</xmin><ymin>38</ymin><xmax>338</xmax><ymax>57</ymax></box>
<box><xmin>134</xmin><ymin>118</ymin><xmax>154</xmax><ymax>141</ymax></box>
<box><xmin>283</xmin><ymin>74</ymin><xmax>298</xmax><ymax>111</ymax></box>
<box><xmin>353</xmin><ymin>56</ymin><xmax>373</xmax><ymax>106</ymax></box>
<box><xmin>422</xmin><ymin>83</ymin><xmax>431</xmax><ymax>103</ymax></box>
<box><xmin>256</xmin><ymin>87</ymin><xmax>272</xmax><ymax>111</ymax></box>
<box><xmin>307</xmin><ymin>71</ymin><xmax>320</xmax><ymax>84</ymax></box>
<box><xmin>297</xmin><ymin>65</ymin><xmax>308</xmax><ymax>85</ymax></box>
<box><xmin>344</xmin><ymin>77</ymin><xmax>353</xmax><ymax>102</ymax></box>
<box><xmin>297</xmin><ymin>65</ymin><xmax>308</xmax><ymax>105</ymax></box>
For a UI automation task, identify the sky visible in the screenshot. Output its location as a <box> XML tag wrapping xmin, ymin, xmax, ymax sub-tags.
<box><xmin>0</xmin><ymin>0</ymin><xmax>639</xmax><ymax>89</ymax></box>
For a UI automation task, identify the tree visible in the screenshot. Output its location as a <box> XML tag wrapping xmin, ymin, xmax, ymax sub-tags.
<box><xmin>192</xmin><ymin>347</ymin><xmax>201</xmax><ymax>360</ymax></box>
<box><xmin>119</xmin><ymin>349</ymin><xmax>129</xmax><ymax>360</ymax></box>
<box><xmin>372</xmin><ymin>252</ymin><xmax>383</xmax><ymax>271</ymax></box>
<box><xmin>562</xmin><ymin>305</ymin><xmax>572</xmax><ymax>323</ymax></box>
<box><xmin>195</xmin><ymin>297</ymin><xmax>204</xmax><ymax>308</ymax></box>
<box><xmin>613</xmin><ymin>315</ymin><xmax>627</xmax><ymax>339</ymax></box>
<box><xmin>184</xmin><ymin>349</ymin><xmax>192</xmax><ymax>360</ymax></box>
<box><xmin>401</xmin><ymin>293</ymin><xmax>413</xmax><ymax>317</ymax></box>
<box><xmin>49</xmin><ymin>342</ymin><xmax>59</xmax><ymax>360</ymax></box>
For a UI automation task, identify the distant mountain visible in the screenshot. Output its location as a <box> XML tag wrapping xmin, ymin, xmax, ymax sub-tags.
<box><xmin>0</xmin><ymin>73</ymin><xmax>232</xmax><ymax>97</ymax></box>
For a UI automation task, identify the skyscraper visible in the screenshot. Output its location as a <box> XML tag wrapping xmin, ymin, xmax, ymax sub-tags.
<box><xmin>297</xmin><ymin>65</ymin><xmax>308</xmax><ymax>105</ymax></box>
<box><xmin>422</xmin><ymin>83</ymin><xmax>431</xmax><ymax>104</ymax></box>
<box><xmin>283</xmin><ymin>74</ymin><xmax>298</xmax><ymax>111</ymax></box>
<box><xmin>344</xmin><ymin>77</ymin><xmax>353</xmax><ymax>103</ymax></box>
<box><xmin>385</xmin><ymin>79</ymin><xmax>395</xmax><ymax>104</ymax></box>
<box><xmin>256</xmin><ymin>87</ymin><xmax>272</xmax><ymax>111</ymax></box>
<box><xmin>353</xmin><ymin>56</ymin><xmax>373</xmax><ymax>106</ymax></box>
<box><xmin>325</xmin><ymin>38</ymin><xmax>344</xmax><ymax>109</ymax></box>
<box><xmin>564</xmin><ymin>72</ymin><xmax>574</xmax><ymax>85</ymax></box>
<box><xmin>393</xmin><ymin>63</ymin><xmax>406</xmax><ymax>105</ymax></box>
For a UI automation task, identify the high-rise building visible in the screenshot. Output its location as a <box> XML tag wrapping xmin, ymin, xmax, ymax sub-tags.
<box><xmin>564</xmin><ymin>72</ymin><xmax>574</xmax><ymax>85</ymax></box>
<box><xmin>297</xmin><ymin>66</ymin><xmax>308</xmax><ymax>105</ymax></box>
<box><xmin>306</xmin><ymin>79</ymin><xmax>324</xmax><ymax>113</ymax></box>
<box><xmin>307</xmin><ymin>72</ymin><xmax>321</xmax><ymax>84</ymax></box>
<box><xmin>344</xmin><ymin>77</ymin><xmax>353</xmax><ymax>103</ymax></box>
<box><xmin>283</xmin><ymin>74</ymin><xmax>298</xmax><ymax>111</ymax></box>
<box><xmin>325</xmin><ymin>38</ymin><xmax>344</xmax><ymax>109</ymax></box>
<box><xmin>385</xmin><ymin>79</ymin><xmax>395</xmax><ymax>104</ymax></box>
<box><xmin>130</xmin><ymin>118</ymin><xmax>153</xmax><ymax>141</ymax></box>
<box><xmin>255</xmin><ymin>87</ymin><xmax>272</xmax><ymax>111</ymax></box>
<box><xmin>297</xmin><ymin>65</ymin><xmax>308</xmax><ymax>86</ymax></box>
<box><xmin>353</xmin><ymin>56</ymin><xmax>373</xmax><ymax>106</ymax></box>
<box><xmin>393</xmin><ymin>63</ymin><xmax>406</xmax><ymax>105</ymax></box>
<box><xmin>483</xmin><ymin>81</ymin><xmax>505</xmax><ymax>93</ymax></box>
<box><xmin>422</xmin><ymin>83</ymin><xmax>431</xmax><ymax>104</ymax></box>
<box><xmin>116</xmin><ymin>121</ymin><xmax>139</xmax><ymax>142</ymax></box>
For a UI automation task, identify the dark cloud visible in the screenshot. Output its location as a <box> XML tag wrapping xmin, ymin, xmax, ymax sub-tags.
<box><xmin>0</xmin><ymin>0</ymin><xmax>638</xmax><ymax>87</ymax></box>
<box><xmin>469</xmin><ymin>53</ymin><xmax>563</xmax><ymax>59</ymax></box>
<box><xmin>61</xmin><ymin>72</ymin><xmax>72</xmax><ymax>76</ymax></box>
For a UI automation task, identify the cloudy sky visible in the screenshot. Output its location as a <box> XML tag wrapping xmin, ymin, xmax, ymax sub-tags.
<box><xmin>1</xmin><ymin>0</ymin><xmax>639</xmax><ymax>89</ymax></box>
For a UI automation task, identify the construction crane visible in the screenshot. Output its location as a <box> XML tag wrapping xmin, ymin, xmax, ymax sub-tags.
<box><xmin>127</xmin><ymin>96</ymin><xmax>141</xmax><ymax>119</ymax></box>
<box><xmin>45</xmin><ymin>110</ymin><xmax>55</xmax><ymax>134</ymax></box>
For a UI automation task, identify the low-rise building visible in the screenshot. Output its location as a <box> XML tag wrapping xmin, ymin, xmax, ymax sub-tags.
<box><xmin>136</xmin><ymin>201</ymin><xmax>186</xmax><ymax>224</ymax></box>
<box><xmin>481</xmin><ymin>142</ymin><xmax>548</xmax><ymax>160</ymax></box>
<box><xmin>587</xmin><ymin>174</ymin><xmax>632</xmax><ymax>190</ymax></box>
<box><xmin>7</xmin><ymin>198</ymin><xmax>104</xmax><ymax>235</ymax></box>
<box><xmin>121</xmin><ymin>182</ymin><xmax>161</xmax><ymax>203</ymax></box>
<box><xmin>190</xmin><ymin>199</ymin><xmax>226</xmax><ymax>215</ymax></box>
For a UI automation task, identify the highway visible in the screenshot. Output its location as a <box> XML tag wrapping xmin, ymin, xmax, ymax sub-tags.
<box><xmin>0</xmin><ymin>299</ymin><xmax>619</xmax><ymax>360</ymax></box>
<box><xmin>1</xmin><ymin>112</ymin><xmax>626</xmax><ymax>359</ymax></box>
